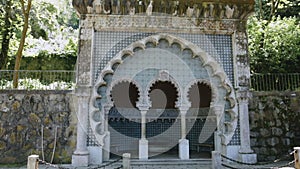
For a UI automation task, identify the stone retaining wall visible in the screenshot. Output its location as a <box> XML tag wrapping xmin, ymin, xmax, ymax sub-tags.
<box><xmin>0</xmin><ymin>90</ymin><xmax>77</xmax><ymax>164</ymax></box>
<box><xmin>250</xmin><ymin>91</ymin><xmax>300</xmax><ymax>162</ymax></box>
<box><xmin>0</xmin><ymin>90</ymin><xmax>299</xmax><ymax>164</ymax></box>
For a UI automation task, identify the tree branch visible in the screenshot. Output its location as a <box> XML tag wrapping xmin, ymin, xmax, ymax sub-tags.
<box><xmin>20</xmin><ymin>0</ymin><xmax>25</xmax><ymax>15</ymax></box>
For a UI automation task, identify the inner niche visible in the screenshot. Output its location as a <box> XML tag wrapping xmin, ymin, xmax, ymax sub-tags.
<box><xmin>149</xmin><ymin>81</ymin><xmax>178</xmax><ymax>109</ymax></box>
<box><xmin>187</xmin><ymin>82</ymin><xmax>214</xmax><ymax>158</ymax></box>
<box><xmin>111</xmin><ymin>81</ymin><xmax>139</xmax><ymax>109</ymax></box>
<box><xmin>147</xmin><ymin>81</ymin><xmax>180</xmax><ymax>156</ymax></box>
<box><xmin>188</xmin><ymin>82</ymin><xmax>212</xmax><ymax>108</ymax></box>
<box><xmin>109</xmin><ymin>82</ymin><xmax>140</xmax><ymax>158</ymax></box>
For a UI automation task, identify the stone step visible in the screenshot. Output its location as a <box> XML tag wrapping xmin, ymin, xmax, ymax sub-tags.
<box><xmin>105</xmin><ymin>159</ymin><xmax>212</xmax><ymax>169</ymax></box>
<box><xmin>14</xmin><ymin>159</ymin><xmax>211</xmax><ymax>169</ymax></box>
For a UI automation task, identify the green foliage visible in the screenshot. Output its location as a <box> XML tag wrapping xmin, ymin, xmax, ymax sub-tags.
<box><xmin>248</xmin><ymin>17</ymin><xmax>300</xmax><ymax>73</ymax></box>
<box><xmin>250</xmin><ymin>1</ymin><xmax>299</xmax><ymax>73</ymax></box>
<box><xmin>0</xmin><ymin>78</ymin><xmax>75</xmax><ymax>90</ymax></box>
<box><xmin>254</xmin><ymin>0</ymin><xmax>299</xmax><ymax>20</ymax></box>
<box><xmin>0</xmin><ymin>0</ymin><xmax>79</xmax><ymax>70</ymax></box>
<box><xmin>13</xmin><ymin>52</ymin><xmax>77</xmax><ymax>70</ymax></box>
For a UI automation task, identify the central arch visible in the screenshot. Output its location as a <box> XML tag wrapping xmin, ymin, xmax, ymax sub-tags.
<box><xmin>89</xmin><ymin>33</ymin><xmax>238</xmax><ymax>161</ymax></box>
<box><xmin>149</xmin><ymin>81</ymin><xmax>178</xmax><ymax>109</ymax></box>
<box><xmin>147</xmin><ymin>80</ymin><xmax>180</xmax><ymax>158</ymax></box>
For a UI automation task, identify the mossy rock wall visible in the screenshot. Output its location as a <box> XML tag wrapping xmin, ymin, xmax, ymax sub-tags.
<box><xmin>0</xmin><ymin>90</ymin><xmax>299</xmax><ymax>164</ymax></box>
<box><xmin>0</xmin><ymin>90</ymin><xmax>77</xmax><ymax>164</ymax></box>
<box><xmin>250</xmin><ymin>91</ymin><xmax>300</xmax><ymax>162</ymax></box>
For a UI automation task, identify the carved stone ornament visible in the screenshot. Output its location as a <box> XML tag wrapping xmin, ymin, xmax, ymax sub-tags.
<box><xmin>158</xmin><ymin>70</ymin><xmax>170</xmax><ymax>81</ymax></box>
<box><xmin>73</xmin><ymin>0</ymin><xmax>254</xmax><ymax>21</ymax></box>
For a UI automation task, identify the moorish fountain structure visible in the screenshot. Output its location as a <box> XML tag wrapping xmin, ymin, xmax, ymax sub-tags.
<box><xmin>71</xmin><ymin>0</ymin><xmax>257</xmax><ymax>166</ymax></box>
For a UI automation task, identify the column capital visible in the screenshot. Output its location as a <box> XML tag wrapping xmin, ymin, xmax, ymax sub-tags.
<box><xmin>136</xmin><ymin>102</ymin><xmax>150</xmax><ymax>112</ymax></box>
<box><xmin>176</xmin><ymin>102</ymin><xmax>191</xmax><ymax>112</ymax></box>
<box><xmin>236</xmin><ymin>90</ymin><xmax>252</xmax><ymax>102</ymax></box>
<box><xmin>103</xmin><ymin>103</ymin><xmax>114</xmax><ymax>112</ymax></box>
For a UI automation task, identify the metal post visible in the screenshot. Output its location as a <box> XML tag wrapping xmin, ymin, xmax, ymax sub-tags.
<box><xmin>123</xmin><ymin>153</ymin><xmax>131</xmax><ymax>169</ymax></box>
<box><xmin>212</xmin><ymin>151</ymin><xmax>222</xmax><ymax>169</ymax></box>
<box><xmin>295</xmin><ymin>147</ymin><xmax>300</xmax><ymax>169</ymax></box>
<box><xmin>27</xmin><ymin>155</ymin><xmax>39</xmax><ymax>169</ymax></box>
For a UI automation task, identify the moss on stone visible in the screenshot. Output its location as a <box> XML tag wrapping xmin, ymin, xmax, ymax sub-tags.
<box><xmin>28</xmin><ymin>113</ymin><xmax>41</xmax><ymax>125</ymax></box>
<box><xmin>0</xmin><ymin>141</ymin><xmax>6</xmax><ymax>150</ymax></box>
<box><xmin>0</xmin><ymin>126</ymin><xmax>5</xmax><ymax>137</ymax></box>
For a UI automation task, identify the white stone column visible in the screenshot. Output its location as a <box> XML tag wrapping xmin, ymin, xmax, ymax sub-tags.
<box><xmin>294</xmin><ymin>147</ymin><xmax>300</xmax><ymax>169</ymax></box>
<box><xmin>237</xmin><ymin>90</ymin><xmax>257</xmax><ymax>163</ymax></box>
<box><xmin>72</xmin><ymin>91</ymin><xmax>90</xmax><ymax>167</ymax></box>
<box><xmin>178</xmin><ymin>105</ymin><xmax>190</xmax><ymax>160</ymax></box>
<box><xmin>27</xmin><ymin>155</ymin><xmax>39</xmax><ymax>169</ymax></box>
<box><xmin>103</xmin><ymin>105</ymin><xmax>112</xmax><ymax>161</ymax></box>
<box><xmin>138</xmin><ymin>105</ymin><xmax>149</xmax><ymax>160</ymax></box>
<box><xmin>212</xmin><ymin>106</ymin><xmax>225</xmax><ymax>153</ymax></box>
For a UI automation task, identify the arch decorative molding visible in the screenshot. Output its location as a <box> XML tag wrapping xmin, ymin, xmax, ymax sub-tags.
<box><xmin>185</xmin><ymin>79</ymin><xmax>217</xmax><ymax>106</ymax></box>
<box><xmin>106</xmin><ymin>78</ymin><xmax>143</xmax><ymax>107</ymax></box>
<box><xmin>89</xmin><ymin>33</ymin><xmax>238</xmax><ymax>146</ymax></box>
<box><xmin>146</xmin><ymin>71</ymin><xmax>181</xmax><ymax>108</ymax></box>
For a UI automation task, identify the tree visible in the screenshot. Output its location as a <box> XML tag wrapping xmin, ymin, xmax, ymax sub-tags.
<box><xmin>255</xmin><ymin>0</ymin><xmax>299</xmax><ymax>21</ymax></box>
<box><xmin>0</xmin><ymin>0</ymin><xmax>79</xmax><ymax>71</ymax></box>
<box><xmin>0</xmin><ymin>0</ymin><xmax>12</xmax><ymax>69</ymax></box>
<box><xmin>13</xmin><ymin>0</ymin><xmax>32</xmax><ymax>88</ymax></box>
<box><xmin>248</xmin><ymin>17</ymin><xmax>300</xmax><ymax>73</ymax></box>
<box><xmin>248</xmin><ymin>0</ymin><xmax>300</xmax><ymax>73</ymax></box>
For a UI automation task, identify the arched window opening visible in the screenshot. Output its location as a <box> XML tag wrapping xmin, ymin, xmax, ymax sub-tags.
<box><xmin>149</xmin><ymin>81</ymin><xmax>178</xmax><ymax>109</ymax></box>
<box><xmin>111</xmin><ymin>82</ymin><xmax>139</xmax><ymax>108</ymax></box>
<box><xmin>188</xmin><ymin>82</ymin><xmax>212</xmax><ymax>108</ymax></box>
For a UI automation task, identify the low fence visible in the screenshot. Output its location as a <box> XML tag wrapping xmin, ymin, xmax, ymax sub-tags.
<box><xmin>251</xmin><ymin>73</ymin><xmax>300</xmax><ymax>91</ymax></box>
<box><xmin>1</xmin><ymin>71</ymin><xmax>300</xmax><ymax>91</ymax></box>
<box><xmin>0</xmin><ymin>70</ymin><xmax>76</xmax><ymax>90</ymax></box>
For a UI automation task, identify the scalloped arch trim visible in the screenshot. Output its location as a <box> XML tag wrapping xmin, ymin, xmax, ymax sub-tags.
<box><xmin>90</xmin><ymin>33</ymin><xmax>238</xmax><ymax>146</ymax></box>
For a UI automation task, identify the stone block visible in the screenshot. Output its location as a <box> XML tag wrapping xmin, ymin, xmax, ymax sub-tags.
<box><xmin>0</xmin><ymin>140</ymin><xmax>6</xmax><ymax>150</ymax></box>
<box><xmin>266</xmin><ymin>137</ymin><xmax>279</xmax><ymax>146</ymax></box>
<box><xmin>260</xmin><ymin>128</ymin><xmax>270</xmax><ymax>137</ymax></box>
<box><xmin>88</xmin><ymin>146</ymin><xmax>103</xmax><ymax>165</ymax></box>
<box><xmin>179</xmin><ymin>139</ymin><xmax>189</xmax><ymax>160</ymax></box>
<box><xmin>72</xmin><ymin>153</ymin><xmax>89</xmax><ymax>167</ymax></box>
<box><xmin>139</xmin><ymin>139</ymin><xmax>148</xmax><ymax>160</ymax></box>
<box><xmin>282</xmin><ymin>138</ymin><xmax>291</xmax><ymax>146</ymax></box>
<box><xmin>250</xmin><ymin>138</ymin><xmax>257</xmax><ymax>146</ymax></box>
<box><xmin>239</xmin><ymin>153</ymin><xmax>257</xmax><ymax>164</ymax></box>
<box><xmin>271</xmin><ymin>127</ymin><xmax>283</xmax><ymax>136</ymax></box>
<box><xmin>270</xmin><ymin>148</ymin><xmax>278</xmax><ymax>155</ymax></box>
<box><xmin>259</xmin><ymin>147</ymin><xmax>268</xmax><ymax>155</ymax></box>
<box><xmin>250</xmin><ymin>132</ymin><xmax>259</xmax><ymax>137</ymax></box>
<box><xmin>257</xmin><ymin>139</ymin><xmax>266</xmax><ymax>147</ymax></box>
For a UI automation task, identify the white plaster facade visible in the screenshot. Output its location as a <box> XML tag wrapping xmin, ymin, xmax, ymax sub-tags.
<box><xmin>71</xmin><ymin>0</ymin><xmax>256</xmax><ymax>166</ymax></box>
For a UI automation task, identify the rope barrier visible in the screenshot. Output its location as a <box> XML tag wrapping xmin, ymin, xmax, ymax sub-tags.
<box><xmin>220</xmin><ymin>150</ymin><xmax>296</xmax><ymax>169</ymax></box>
<box><xmin>221</xmin><ymin>163</ymin><xmax>239</xmax><ymax>169</ymax></box>
<box><xmin>221</xmin><ymin>150</ymin><xmax>294</xmax><ymax>166</ymax></box>
<box><xmin>50</xmin><ymin>126</ymin><xmax>58</xmax><ymax>164</ymax></box>
<box><xmin>39</xmin><ymin>159</ymin><xmax>59</xmax><ymax>168</ymax></box>
<box><xmin>38</xmin><ymin>157</ymin><xmax>122</xmax><ymax>169</ymax></box>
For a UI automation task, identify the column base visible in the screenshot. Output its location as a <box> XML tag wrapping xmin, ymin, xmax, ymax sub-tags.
<box><xmin>179</xmin><ymin>139</ymin><xmax>189</xmax><ymax>160</ymax></box>
<box><xmin>103</xmin><ymin>132</ymin><xmax>110</xmax><ymax>161</ymax></box>
<box><xmin>88</xmin><ymin>146</ymin><xmax>103</xmax><ymax>165</ymax></box>
<box><xmin>239</xmin><ymin>153</ymin><xmax>257</xmax><ymax>164</ymax></box>
<box><xmin>72</xmin><ymin>152</ymin><xmax>89</xmax><ymax>167</ymax></box>
<box><xmin>139</xmin><ymin>139</ymin><xmax>148</xmax><ymax>160</ymax></box>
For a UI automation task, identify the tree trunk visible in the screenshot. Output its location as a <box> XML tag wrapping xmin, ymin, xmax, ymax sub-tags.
<box><xmin>0</xmin><ymin>0</ymin><xmax>12</xmax><ymax>70</ymax></box>
<box><xmin>258</xmin><ymin>0</ymin><xmax>263</xmax><ymax>20</ymax></box>
<box><xmin>13</xmin><ymin>0</ymin><xmax>32</xmax><ymax>88</ymax></box>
